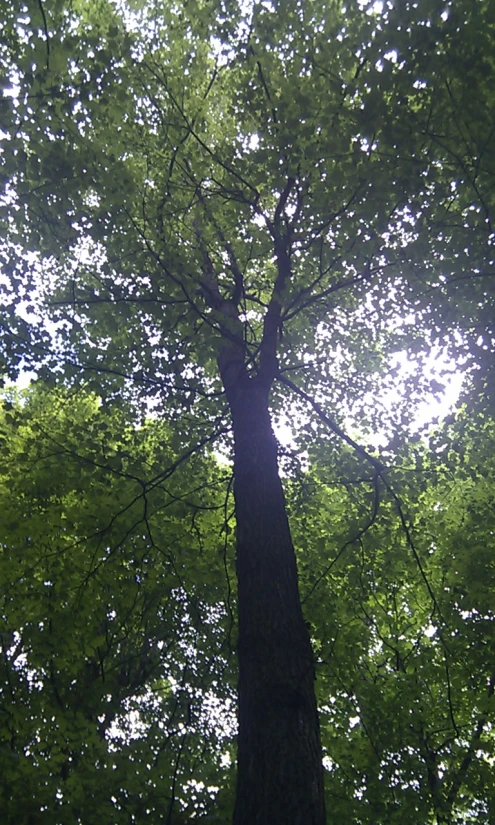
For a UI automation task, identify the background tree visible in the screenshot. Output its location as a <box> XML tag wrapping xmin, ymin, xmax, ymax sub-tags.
<box><xmin>1</xmin><ymin>0</ymin><xmax>495</xmax><ymax>822</ymax></box>
<box><xmin>0</xmin><ymin>385</ymin><xmax>236</xmax><ymax>823</ymax></box>
<box><xmin>289</xmin><ymin>408</ymin><xmax>495</xmax><ymax>824</ymax></box>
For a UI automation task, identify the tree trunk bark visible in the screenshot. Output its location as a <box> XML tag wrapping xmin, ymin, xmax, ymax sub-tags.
<box><xmin>224</xmin><ymin>373</ymin><xmax>326</xmax><ymax>825</ymax></box>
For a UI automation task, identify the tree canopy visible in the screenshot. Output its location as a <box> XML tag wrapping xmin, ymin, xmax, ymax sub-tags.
<box><xmin>1</xmin><ymin>0</ymin><xmax>495</xmax><ymax>822</ymax></box>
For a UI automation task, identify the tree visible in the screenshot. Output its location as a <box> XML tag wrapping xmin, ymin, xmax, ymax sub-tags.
<box><xmin>1</xmin><ymin>0</ymin><xmax>495</xmax><ymax>822</ymax></box>
<box><xmin>288</xmin><ymin>409</ymin><xmax>495</xmax><ymax>824</ymax></box>
<box><xmin>0</xmin><ymin>384</ymin><xmax>237</xmax><ymax>823</ymax></box>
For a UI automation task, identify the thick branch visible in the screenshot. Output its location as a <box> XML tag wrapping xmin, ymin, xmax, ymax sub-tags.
<box><xmin>191</xmin><ymin>186</ymin><xmax>245</xmax><ymax>306</ymax></box>
<box><xmin>258</xmin><ymin>178</ymin><xmax>296</xmax><ymax>386</ymax></box>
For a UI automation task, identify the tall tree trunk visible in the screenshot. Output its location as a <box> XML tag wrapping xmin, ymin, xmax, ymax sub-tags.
<box><xmin>220</xmin><ymin>356</ymin><xmax>326</xmax><ymax>825</ymax></box>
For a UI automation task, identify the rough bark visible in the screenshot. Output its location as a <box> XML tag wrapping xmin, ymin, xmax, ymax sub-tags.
<box><xmin>219</xmin><ymin>345</ymin><xmax>326</xmax><ymax>825</ymax></box>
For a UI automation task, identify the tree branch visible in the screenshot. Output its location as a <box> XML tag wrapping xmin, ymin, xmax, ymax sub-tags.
<box><xmin>278</xmin><ymin>374</ymin><xmax>385</xmax><ymax>472</ymax></box>
<box><xmin>445</xmin><ymin>672</ymin><xmax>495</xmax><ymax>813</ymax></box>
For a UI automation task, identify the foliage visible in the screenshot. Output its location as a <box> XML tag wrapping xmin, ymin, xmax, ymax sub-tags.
<box><xmin>1</xmin><ymin>0</ymin><xmax>495</xmax><ymax>822</ymax></box>
<box><xmin>289</xmin><ymin>409</ymin><xmax>495</xmax><ymax>823</ymax></box>
<box><xmin>2</xmin><ymin>384</ymin><xmax>495</xmax><ymax>822</ymax></box>
<box><xmin>1</xmin><ymin>0</ymin><xmax>494</xmax><ymax>418</ymax></box>
<box><xmin>0</xmin><ymin>385</ymin><xmax>236</xmax><ymax>823</ymax></box>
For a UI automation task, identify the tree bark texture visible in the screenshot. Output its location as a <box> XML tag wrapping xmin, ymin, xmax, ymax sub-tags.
<box><xmin>222</xmin><ymin>367</ymin><xmax>326</xmax><ymax>825</ymax></box>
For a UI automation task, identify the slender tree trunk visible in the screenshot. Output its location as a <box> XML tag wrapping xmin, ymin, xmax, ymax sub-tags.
<box><xmin>221</xmin><ymin>365</ymin><xmax>326</xmax><ymax>825</ymax></box>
